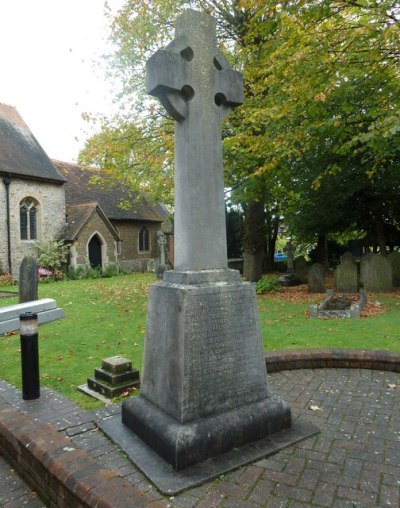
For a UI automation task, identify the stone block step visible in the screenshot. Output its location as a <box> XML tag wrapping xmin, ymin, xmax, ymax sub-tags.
<box><xmin>94</xmin><ymin>367</ymin><xmax>140</xmax><ymax>386</ymax></box>
<box><xmin>87</xmin><ymin>377</ymin><xmax>139</xmax><ymax>399</ymax></box>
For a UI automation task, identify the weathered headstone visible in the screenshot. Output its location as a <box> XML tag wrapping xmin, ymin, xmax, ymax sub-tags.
<box><xmin>388</xmin><ymin>251</ymin><xmax>400</xmax><ymax>287</ymax></box>
<box><xmin>157</xmin><ymin>231</ymin><xmax>167</xmax><ymax>266</ymax></box>
<box><xmin>308</xmin><ymin>263</ymin><xmax>326</xmax><ymax>293</ymax></box>
<box><xmin>116</xmin><ymin>10</ymin><xmax>317</xmax><ymax>488</ymax></box>
<box><xmin>294</xmin><ymin>256</ymin><xmax>308</xmax><ymax>283</ymax></box>
<box><xmin>340</xmin><ymin>251</ymin><xmax>355</xmax><ymax>264</ymax></box>
<box><xmin>155</xmin><ymin>231</ymin><xmax>168</xmax><ymax>279</ymax></box>
<box><xmin>360</xmin><ymin>253</ymin><xmax>393</xmax><ymax>292</ymax></box>
<box><xmin>359</xmin><ymin>252</ymin><xmax>373</xmax><ymax>288</ymax></box>
<box><xmin>19</xmin><ymin>256</ymin><xmax>38</xmax><ymax>303</ymax></box>
<box><xmin>335</xmin><ymin>259</ymin><xmax>358</xmax><ymax>294</ymax></box>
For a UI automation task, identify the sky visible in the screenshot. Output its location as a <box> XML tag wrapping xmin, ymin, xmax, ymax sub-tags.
<box><xmin>0</xmin><ymin>0</ymin><xmax>124</xmax><ymax>162</ymax></box>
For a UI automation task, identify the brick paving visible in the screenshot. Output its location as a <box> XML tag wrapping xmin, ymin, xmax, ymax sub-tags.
<box><xmin>0</xmin><ymin>454</ymin><xmax>45</xmax><ymax>507</ymax></box>
<box><xmin>1</xmin><ymin>367</ymin><xmax>399</xmax><ymax>507</ymax></box>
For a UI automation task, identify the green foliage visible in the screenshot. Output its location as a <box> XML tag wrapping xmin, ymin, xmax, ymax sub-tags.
<box><xmin>102</xmin><ymin>263</ymin><xmax>120</xmax><ymax>278</ymax></box>
<box><xmin>36</xmin><ymin>240</ymin><xmax>69</xmax><ymax>275</ymax></box>
<box><xmin>78</xmin><ymin>116</ymin><xmax>174</xmax><ymax>207</ymax></box>
<box><xmin>81</xmin><ymin>0</ymin><xmax>399</xmax><ymax>254</ymax></box>
<box><xmin>67</xmin><ymin>266</ymin><xmax>87</xmax><ymax>280</ymax></box>
<box><xmin>234</xmin><ymin>0</ymin><xmax>400</xmax><ymax>244</ymax></box>
<box><xmin>86</xmin><ymin>267</ymin><xmax>103</xmax><ymax>279</ymax></box>
<box><xmin>67</xmin><ymin>264</ymin><xmax>123</xmax><ymax>280</ymax></box>
<box><xmin>255</xmin><ymin>276</ymin><xmax>281</xmax><ymax>294</ymax></box>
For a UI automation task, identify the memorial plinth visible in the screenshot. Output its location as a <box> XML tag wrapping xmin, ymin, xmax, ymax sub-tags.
<box><xmin>122</xmin><ymin>269</ymin><xmax>291</xmax><ymax>469</ymax></box>
<box><xmin>103</xmin><ymin>9</ymin><xmax>318</xmax><ymax>493</ymax></box>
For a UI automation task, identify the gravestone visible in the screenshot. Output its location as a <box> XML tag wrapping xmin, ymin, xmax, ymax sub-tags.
<box><xmin>19</xmin><ymin>257</ymin><xmax>38</xmax><ymax>303</ymax></box>
<box><xmin>359</xmin><ymin>252</ymin><xmax>373</xmax><ymax>288</ymax></box>
<box><xmin>361</xmin><ymin>253</ymin><xmax>392</xmax><ymax>292</ymax></box>
<box><xmin>388</xmin><ymin>251</ymin><xmax>400</xmax><ymax>287</ymax></box>
<box><xmin>157</xmin><ymin>231</ymin><xmax>167</xmax><ymax>266</ymax></box>
<box><xmin>155</xmin><ymin>231</ymin><xmax>168</xmax><ymax>279</ymax></box>
<box><xmin>340</xmin><ymin>251</ymin><xmax>355</xmax><ymax>264</ymax></box>
<box><xmin>308</xmin><ymin>263</ymin><xmax>325</xmax><ymax>293</ymax></box>
<box><xmin>294</xmin><ymin>256</ymin><xmax>308</xmax><ymax>283</ymax></box>
<box><xmin>335</xmin><ymin>259</ymin><xmax>358</xmax><ymax>294</ymax></box>
<box><xmin>111</xmin><ymin>10</ymin><xmax>317</xmax><ymax>491</ymax></box>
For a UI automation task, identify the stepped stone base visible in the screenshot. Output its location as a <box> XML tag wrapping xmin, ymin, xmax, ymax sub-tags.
<box><xmin>86</xmin><ymin>376</ymin><xmax>139</xmax><ymax>399</ymax></box>
<box><xmin>123</xmin><ymin>393</ymin><xmax>291</xmax><ymax>470</ymax></box>
<box><xmin>80</xmin><ymin>355</ymin><xmax>140</xmax><ymax>401</ymax></box>
<box><xmin>103</xmin><ymin>414</ymin><xmax>318</xmax><ymax>495</ymax></box>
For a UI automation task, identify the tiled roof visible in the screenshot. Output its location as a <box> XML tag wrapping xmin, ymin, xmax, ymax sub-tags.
<box><xmin>53</xmin><ymin>160</ymin><xmax>166</xmax><ymax>223</ymax></box>
<box><xmin>0</xmin><ymin>103</ymin><xmax>65</xmax><ymax>183</ymax></box>
<box><xmin>60</xmin><ymin>203</ymin><xmax>120</xmax><ymax>242</ymax></box>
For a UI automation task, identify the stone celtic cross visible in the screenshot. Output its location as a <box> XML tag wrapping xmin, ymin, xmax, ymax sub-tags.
<box><xmin>146</xmin><ymin>9</ymin><xmax>243</xmax><ymax>271</ymax></box>
<box><xmin>116</xmin><ymin>9</ymin><xmax>315</xmax><ymax>482</ymax></box>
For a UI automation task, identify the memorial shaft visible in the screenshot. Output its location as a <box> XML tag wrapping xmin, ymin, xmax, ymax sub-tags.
<box><xmin>146</xmin><ymin>10</ymin><xmax>243</xmax><ymax>270</ymax></box>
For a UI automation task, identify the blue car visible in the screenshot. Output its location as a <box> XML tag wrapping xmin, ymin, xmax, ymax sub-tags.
<box><xmin>274</xmin><ymin>252</ymin><xmax>287</xmax><ymax>262</ymax></box>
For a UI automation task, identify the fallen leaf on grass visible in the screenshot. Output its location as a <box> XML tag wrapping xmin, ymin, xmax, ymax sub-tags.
<box><xmin>121</xmin><ymin>387</ymin><xmax>137</xmax><ymax>397</ymax></box>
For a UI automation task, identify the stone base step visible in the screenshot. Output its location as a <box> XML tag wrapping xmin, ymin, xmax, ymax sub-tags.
<box><xmin>87</xmin><ymin>377</ymin><xmax>140</xmax><ymax>399</ymax></box>
<box><xmin>94</xmin><ymin>367</ymin><xmax>140</xmax><ymax>386</ymax></box>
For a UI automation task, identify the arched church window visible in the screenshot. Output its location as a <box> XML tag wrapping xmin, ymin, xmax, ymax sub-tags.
<box><xmin>20</xmin><ymin>198</ymin><xmax>38</xmax><ymax>240</ymax></box>
<box><xmin>138</xmin><ymin>227</ymin><xmax>150</xmax><ymax>252</ymax></box>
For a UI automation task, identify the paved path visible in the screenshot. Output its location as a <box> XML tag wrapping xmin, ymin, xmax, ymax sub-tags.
<box><xmin>1</xmin><ymin>368</ymin><xmax>399</xmax><ymax>507</ymax></box>
<box><xmin>0</xmin><ymin>454</ymin><xmax>45</xmax><ymax>507</ymax></box>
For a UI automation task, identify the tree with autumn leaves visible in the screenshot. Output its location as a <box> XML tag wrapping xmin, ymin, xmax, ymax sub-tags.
<box><xmin>79</xmin><ymin>0</ymin><xmax>400</xmax><ymax>280</ymax></box>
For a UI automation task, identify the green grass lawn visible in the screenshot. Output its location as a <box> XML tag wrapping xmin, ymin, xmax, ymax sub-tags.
<box><xmin>258</xmin><ymin>294</ymin><xmax>400</xmax><ymax>352</ymax></box>
<box><xmin>0</xmin><ymin>273</ymin><xmax>399</xmax><ymax>408</ymax></box>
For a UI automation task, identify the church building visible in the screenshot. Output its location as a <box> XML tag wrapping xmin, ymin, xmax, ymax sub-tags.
<box><xmin>0</xmin><ymin>103</ymin><xmax>167</xmax><ymax>279</ymax></box>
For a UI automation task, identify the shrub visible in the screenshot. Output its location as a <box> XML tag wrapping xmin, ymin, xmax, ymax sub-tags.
<box><xmin>36</xmin><ymin>240</ymin><xmax>69</xmax><ymax>275</ymax></box>
<box><xmin>87</xmin><ymin>267</ymin><xmax>102</xmax><ymax>279</ymax></box>
<box><xmin>0</xmin><ymin>273</ymin><xmax>14</xmax><ymax>286</ymax></box>
<box><xmin>255</xmin><ymin>277</ymin><xmax>281</xmax><ymax>294</ymax></box>
<box><xmin>102</xmin><ymin>263</ymin><xmax>119</xmax><ymax>278</ymax></box>
<box><xmin>54</xmin><ymin>270</ymin><xmax>65</xmax><ymax>281</ymax></box>
<box><xmin>38</xmin><ymin>267</ymin><xmax>53</xmax><ymax>282</ymax></box>
<box><xmin>67</xmin><ymin>266</ymin><xmax>86</xmax><ymax>280</ymax></box>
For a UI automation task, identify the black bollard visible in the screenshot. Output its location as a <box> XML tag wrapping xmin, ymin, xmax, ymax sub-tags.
<box><xmin>20</xmin><ymin>312</ymin><xmax>40</xmax><ymax>400</ymax></box>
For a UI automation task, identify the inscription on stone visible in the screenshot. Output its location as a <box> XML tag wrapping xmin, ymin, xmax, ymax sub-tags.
<box><xmin>182</xmin><ymin>286</ymin><xmax>267</xmax><ymax>421</ymax></box>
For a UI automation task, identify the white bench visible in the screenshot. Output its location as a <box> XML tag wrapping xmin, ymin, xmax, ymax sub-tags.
<box><xmin>0</xmin><ymin>299</ymin><xmax>64</xmax><ymax>335</ymax></box>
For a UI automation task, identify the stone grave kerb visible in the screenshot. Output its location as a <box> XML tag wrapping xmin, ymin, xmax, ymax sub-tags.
<box><xmin>146</xmin><ymin>9</ymin><xmax>243</xmax><ymax>272</ymax></box>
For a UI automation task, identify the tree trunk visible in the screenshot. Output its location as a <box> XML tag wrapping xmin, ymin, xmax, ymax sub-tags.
<box><xmin>264</xmin><ymin>211</ymin><xmax>279</xmax><ymax>272</ymax></box>
<box><xmin>286</xmin><ymin>241</ymin><xmax>295</xmax><ymax>272</ymax></box>
<box><xmin>316</xmin><ymin>235</ymin><xmax>328</xmax><ymax>271</ymax></box>
<box><xmin>243</xmin><ymin>250</ymin><xmax>264</xmax><ymax>282</ymax></box>
<box><xmin>376</xmin><ymin>221</ymin><xmax>386</xmax><ymax>255</ymax></box>
<box><xmin>243</xmin><ymin>200</ymin><xmax>265</xmax><ymax>282</ymax></box>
